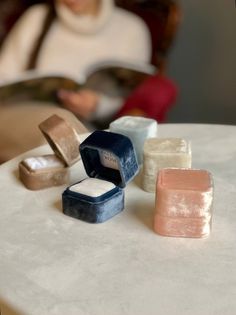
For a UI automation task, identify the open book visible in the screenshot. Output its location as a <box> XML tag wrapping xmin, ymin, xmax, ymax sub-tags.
<box><xmin>0</xmin><ymin>60</ymin><xmax>157</xmax><ymax>104</ymax></box>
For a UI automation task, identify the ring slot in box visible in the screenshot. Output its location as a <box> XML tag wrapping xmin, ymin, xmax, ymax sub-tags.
<box><xmin>62</xmin><ymin>130</ymin><xmax>139</xmax><ymax>223</ymax></box>
<box><xmin>19</xmin><ymin>155</ymin><xmax>68</xmax><ymax>190</ymax></box>
<box><xmin>19</xmin><ymin>114</ymin><xmax>81</xmax><ymax>190</ymax></box>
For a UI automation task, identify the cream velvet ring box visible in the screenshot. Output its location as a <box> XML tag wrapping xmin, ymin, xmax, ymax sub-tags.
<box><xmin>62</xmin><ymin>130</ymin><xmax>139</xmax><ymax>223</ymax></box>
<box><xmin>19</xmin><ymin>114</ymin><xmax>81</xmax><ymax>190</ymax></box>
<box><xmin>154</xmin><ymin>168</ymin><xmax>214</xmax><ymax>238</ymax></box>
<box><xmin>109</xmin><ymin>116</ymin><xmax>158</xmax><ymax>164</ymax></box>
<box><xmin>142</xmin><ymin>138</ymin><xmax>192</xmax><ymax>193</ymax></box>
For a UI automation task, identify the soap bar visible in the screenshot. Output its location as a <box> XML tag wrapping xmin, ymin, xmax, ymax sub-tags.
<box><xmin>62</xmin><ymin>178</ymin><xmax>124</xmax><ymax>223</ymax></box>
<box><xmin>39</xmin><ymin>114</ymin><xmax>80</xmax><ymax>166</ymax></box>
<box><xmin>109</xmin><ymin>116</ymin><xmax>158</xmax><ymax>164</ymax></box>
<box><xmin>142</xmin><ymin>138</ymin><xmax>191</xmax><ymax>192</ymax></box>
<box><xmin>154</xmin><ymin>168</ymin><xmax>214</xmax><ymax>238</ymax></box>
<box><xmin>19</xmin><ymin>155</ymin><xmax>68</xmax><ymax>190</ymax></box>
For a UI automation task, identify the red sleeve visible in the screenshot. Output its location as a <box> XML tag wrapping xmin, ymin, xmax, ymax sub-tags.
<box><xmin>116</xmin><ymin>74</ymin><xmax>178</xmax><ymax>122</ymax></box>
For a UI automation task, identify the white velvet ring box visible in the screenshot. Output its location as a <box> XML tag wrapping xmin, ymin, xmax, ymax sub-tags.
<box><xmin>62</xmin><ymin>130</ymin><xmax>139</xmax><ymax>223</ymax></box>
<box><xmin>19</xmin><ymin>114</ymin><xmax>81</xmax><ymax>190</ymax></box>
<box><xmin>142</xmin><ymin>138</ymin><xmax>192</xmax><ymax>193</ymax></box>
<box><xmin>109</xmin><ymin>116</ymin><xmax>158</xmax><ymax>164</ymax></box>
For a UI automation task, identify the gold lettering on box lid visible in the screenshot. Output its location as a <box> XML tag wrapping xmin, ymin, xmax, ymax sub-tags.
<box><xmin>99</xmin><ymin>150</ymin><xmax>119</xmax><ymax>170</ymax></box>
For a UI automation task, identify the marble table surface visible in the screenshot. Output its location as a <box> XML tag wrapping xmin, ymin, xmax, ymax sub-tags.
<box><xmin>0</xmin><ymin>124</ymin><xmax>236</xmax><ymax>315</ymax></box>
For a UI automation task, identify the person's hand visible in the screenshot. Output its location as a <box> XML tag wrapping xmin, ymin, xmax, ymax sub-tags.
<box><xmin>123</xmin><ymin>108</ymin><xmax>147</xmax><ymax>117</ymax></box>
<box><xmin>57</xmin><ymin>89</ymin><xmax>99</xmax><ymax>119</ymax></box>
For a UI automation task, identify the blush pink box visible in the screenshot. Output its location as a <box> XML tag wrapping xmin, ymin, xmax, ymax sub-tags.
<box><xmin>154</xmin><ymin>168</ymin><xmax>214</xmax><ymax>238</ymax></box>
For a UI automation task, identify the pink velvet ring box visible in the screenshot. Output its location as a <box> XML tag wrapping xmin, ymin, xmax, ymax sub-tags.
<box><xmin>19</xmin><ymin>114</ymin><xmax>81</xmax><ymax>190</ymax></box>
<box><xmin>154</xmin><ymin>168</ymin><xmax>214</xmax><ymax>238</ymax></box>
<box><xmin>142</xmin><ymin>138</ymin><xmax>192</xmax><ymax>193</ymax></box>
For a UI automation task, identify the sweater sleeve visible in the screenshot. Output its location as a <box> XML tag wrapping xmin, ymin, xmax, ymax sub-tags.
<box><xmin>89</xmin><ymin>94</ymin><xmax>123</xmax><ymax>123</ymax></box>
<box><xmin>0</xmin><ymin>4</ymin><xmax>48</xmax><ymax>82</ymax></box>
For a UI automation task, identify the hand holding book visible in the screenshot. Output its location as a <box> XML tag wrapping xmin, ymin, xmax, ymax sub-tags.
<box><xmin>58</xmin><ymin>89</ymin><xmax>99</xmax><ymax>119</ymax></box>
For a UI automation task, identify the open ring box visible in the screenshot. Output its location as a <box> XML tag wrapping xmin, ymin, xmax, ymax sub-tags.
<box><xmin>19</xmin><ymin>114</ymin><xmax>81</xmax><ymax>190</ymax></box>
<box><xmin>62</xmin><ymin>130</ymin><xmax>139</xmax><ymax>223</ymax></box>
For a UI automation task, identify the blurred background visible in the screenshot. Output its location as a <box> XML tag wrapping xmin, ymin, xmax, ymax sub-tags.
<box><xmin>167</xmin><ymin>0</ymin><xmax>236</xmax><ymax>125</ymax></box>
<box><xmin>0</xmin><ymin>0</ymin><xmax>235</xmax><ymax>125</ymax></box>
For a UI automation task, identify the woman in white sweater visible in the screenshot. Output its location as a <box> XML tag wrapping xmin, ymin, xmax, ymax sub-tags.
<box><xmin>0</xmin><ymin>0</ymin><xmax>151</xmax><ymax>161</ymax></box>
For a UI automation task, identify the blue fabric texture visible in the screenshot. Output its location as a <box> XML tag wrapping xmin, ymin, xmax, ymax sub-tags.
<box><xmin>62</xmin><ymin>186</ymin><xmax>124</xmax><ymax>223</ymax></box>
<box><xmin>79</xmin><ymin>130</ymin><xmax>139</xmax><ymax>188</ymax></box>
<box><xmin>62</xmin><ymin>130</ymin><xmax>138</xmax><ymax>223</ymax></box>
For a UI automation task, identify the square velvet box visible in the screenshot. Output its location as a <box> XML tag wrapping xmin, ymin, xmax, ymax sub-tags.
<box><xmin>19</xmin><ymin>155</ymin><xmax>68</xmax><ymax>190</ymax></box>
<box><xmin>154</xmin><ymin>168</ymin><xmax>214</xmax><ymax>238</ymax></box>
<box><xmin>142</xmin><ymin>138</ymin><xmax>191</xmax><ymax>192</ymax></box>
<box><xmin>109</xmin><ymin>116</ymin><xmax>158</xmax><ymax>164</ymax></box>
<box><xmin>62</xmin><ymin>130</ymin><xmax>139</xmax><ymax>223</ymax></box>
<box><xmin>19</xmin><ymin>114</ymin><xmax>81</xmax><ymax>190</ymax></box>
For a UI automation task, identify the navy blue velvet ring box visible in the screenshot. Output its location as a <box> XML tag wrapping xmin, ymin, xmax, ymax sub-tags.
<box><xmin>62</xmin><ymin>130</ymin><xmax>139</xmax><ymax>223</ymax></box>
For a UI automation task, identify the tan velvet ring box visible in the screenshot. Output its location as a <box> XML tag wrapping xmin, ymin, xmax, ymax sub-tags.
<box><xmin>19</xmin><ymin>114</ymin><xmax>82</xmax><ymax>190</ymax></box>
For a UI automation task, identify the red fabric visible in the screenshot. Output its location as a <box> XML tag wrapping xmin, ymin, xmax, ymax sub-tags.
<box><xmin>116</xmin><ymin>75</ymin><xmax>178</xmax><ymax>122</ymax></box>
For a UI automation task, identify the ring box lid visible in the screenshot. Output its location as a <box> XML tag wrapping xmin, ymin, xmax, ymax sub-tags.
<box><xmin>39</xmin><ymin>114</ymin><xmax>80</xmax><ymax>166</ymax></box>
<box><xmin>144</xmin><ymin>138</ymin><xmax>191</xmax><ymax>156</ymax></box>
<box><xmin>156</xmin><ymin>168</ymin><xmax>213</xmax><ymax>218</ymax></box>
<box><xmin>79</xmin><ymin>130</ymin><xmax>139</xmax><ymax>188</ymax></box>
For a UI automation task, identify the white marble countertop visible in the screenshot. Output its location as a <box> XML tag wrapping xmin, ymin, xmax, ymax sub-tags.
<box><xmin>0</xmin><ymin>124</ymin><xmax>236</xmax><ymax>315</ymax></box>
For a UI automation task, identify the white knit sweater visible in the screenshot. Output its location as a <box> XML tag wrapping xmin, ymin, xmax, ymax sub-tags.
<box><xmin>0</xmin><ymin>0</ymin><xmax>151</xmax><ymax>121</ymax></box>
<box><xmin>0</xmin><ymin>0</ymin><xmax>151</xmax><ymax>79</ymax></box>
